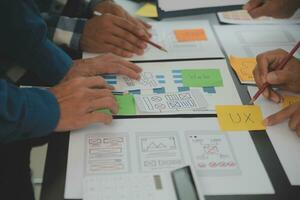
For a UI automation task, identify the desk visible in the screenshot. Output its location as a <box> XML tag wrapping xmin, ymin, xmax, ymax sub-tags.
<box><xmin>40</xmin><ymin>1</ymin><xmax>300</xmax><ymax>200</ymax></box>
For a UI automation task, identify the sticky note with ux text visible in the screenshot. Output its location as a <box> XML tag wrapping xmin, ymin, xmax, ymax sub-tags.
<box><xmin>282</xmin><ymin>95</ymin><xmax>300</xmax><ymax>108</ymax></box>
<box><xmin>174</xmin><ymin>29</ymin><xmax>207</xmax><ymax>42</ymax></box>
<box><xmin>216</xmin><ymin>105</ymin><xmax>266</xmax><ymax>131</ymax></box>
<box><xmin>229</xmin><ymin>56</ymin><xmax>256</xmax><ymax>82</ymax></box>
<box><xmin>181</xmin><ymin>69</ymin><xmax>223</xmax><ymax>87</ymax></box>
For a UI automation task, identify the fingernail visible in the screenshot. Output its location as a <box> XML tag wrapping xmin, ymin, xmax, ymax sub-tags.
<box><xmin>138</xmin><ymin>30</ymin><xmax>145</xmax><ymax>36</ymax></box>
<box><xmin>125</xmin><ymin>52</ymin><xmax>133</xmax><ymax>57</ymax></box>
<box><xmin>137</xmin><ymin>49</ymin><xmax>144</xmax><ymax>55</ymax></box>
<box><xmin>267</xmin><ymin>72</ymin><xmax>278</xmax><ymax>82</ymax></box>
<box><xmin>141</xmin><ymin>42</ymin><xmax>147</xmax><ymax>49</ymax></box>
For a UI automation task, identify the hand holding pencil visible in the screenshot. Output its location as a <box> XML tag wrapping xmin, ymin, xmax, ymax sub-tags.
<box><xmin>250</xmin><ymin>41</ymin><xmax>300</xmax><ymax>104</ymax></box>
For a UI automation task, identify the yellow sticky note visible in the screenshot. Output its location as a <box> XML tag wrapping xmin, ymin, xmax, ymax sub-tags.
<box><xmin>174</xmin><ymin>29</ymin><xmax>207</xmax><ymax>42</ymax></box>
<box><xmin>135</xmin><ymin>3</ymin><xmax>158</xmax><ymax>18</ymax></box>
<box><xmin>229</xmin><ymin>56</ymin><xmax>256</xmax><ymax>82</ymax></box>
<box><xmin>282</xmin><ymin>95</ymin><xmax>300</xmax><ymax>108</ymax></box>
<box><xmin>216</xmin><ymin>105</ymin><xmax>266</xmax><ymax>131</ymax></box>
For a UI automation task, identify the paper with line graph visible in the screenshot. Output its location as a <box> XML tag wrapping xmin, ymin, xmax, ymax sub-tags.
<box><xmin>85</xmin><ymin>134</ymin><xmax>129</xmax><ymax>174</ymax></box>
<box><xmin>134</xmin><ymin>90</ymin><xmax>208</xmax><ymax>113</ymax></box>
<box><xmin>136</xmin><ymin>132</ymin><xmax>184</xmax><ymax>172</ymax></box>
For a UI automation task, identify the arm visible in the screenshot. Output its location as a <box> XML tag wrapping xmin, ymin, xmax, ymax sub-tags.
<box><xmin>0</xmin><ymin>0</ymin><xmax>72</xmax><ymax>85</ymax></box>
<box><xmin>0</xmin><ymin>80</ymin><xmax>60</xmax><ymax>143</ymax></box>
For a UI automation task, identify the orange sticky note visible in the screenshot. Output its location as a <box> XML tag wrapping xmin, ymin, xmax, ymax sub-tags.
<box><xmin>174</xmin><ymin>29</ymin><xmax>207</xmax><ymax>42</ymax></box>
<box><xmin>229</xmin><ymin>56</ymin><xmax>256</xmax><ymax>82</ymax></box>
<box><xmin>282</xmin><ymin>95</ymin><xmax>300</xmax><ymax>108</ymax></box>
<box><xmin>216</xmin><ymin>105</ymin><xmax>266</xmax><ymax>131</ymax></box>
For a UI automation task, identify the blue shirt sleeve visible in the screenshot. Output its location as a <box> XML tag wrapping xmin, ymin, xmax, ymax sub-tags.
<box><xmin>0</xmin><ymin>80</ymin><xmax>60</xmax><ymax>143</ymax></box>
<box><xmin>0</xmin><ymin>0</ymin><xmax>73</xmax><ymax>142</ymax></box>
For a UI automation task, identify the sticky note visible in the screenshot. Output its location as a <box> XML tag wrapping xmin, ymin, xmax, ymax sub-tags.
<box><xmin>115</xmin><ymin>94</ymin><xmax>136</xmax><ymax>115</ymax></box>
<box><xmin>97</xmin><ymin>94</ymin><xmax>136</xmax><ymax>115</ymax></box>
<box><xmin>216</xmin><ymin>105</ymin><xmax>266</xmax><ymax>131</ymax></box>
<box><xmin>181</xmin><ymin>69</ymin><xmax>223</xmax><ymax>87</ymax></box>
<box><xmin>282</xmin><ymin>95</ymin><xmax>300</xmax><ymax>108</ymax></box>
<box><xmin>135</xmin><ymin>3</ymin><xmax>158</xmax><ymax>18</ymax></box>
<box><xmin>174</xmin><ymin>29</ymin><xmax>207</xmax><ymax>42</ymax></box>
<box><xmin>229</xmin><ymin>56</ymin><xmax>256</xmax><ymax>82</ymax></box>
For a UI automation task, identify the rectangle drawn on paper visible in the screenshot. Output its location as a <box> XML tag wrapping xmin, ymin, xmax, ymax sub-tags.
<box><xmin>85</xmin><ymin>134</ymin><xmax>129</xmax><ymax>175</ymax></box>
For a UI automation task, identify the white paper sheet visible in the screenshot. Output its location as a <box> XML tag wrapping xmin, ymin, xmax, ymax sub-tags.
<box><xmin>248</xmin><ymin>86</ymin><xmax>300</xmax><ymax>185</ymax></box>
<box><xmin>218</xmin><ymin>9</ymin><xmax>300</xmax><ymax>25</ymax></box>
<box><xmin>158</xmin><ymin>0</ymin><xmax>247</xmax><ymax>12</ymax></box>
<box><xmin>65</xmin><ymin>118</ymin><xmax>274</xmax><ymax>199</ymax></box>
<box><xmin>134</xmin><ymin>90</ymin><xmax>208</xmax><ymax>113</ymax></box>
<box><xmin>83</xmin><ymin>20</ymin><xmax>224</xmax><ymax>61</ymax></box>
<box><xmin>214</xmin><ymin>25</ymin><xmax>300</xmax><ymax>58</ymax></box>
<box><xmin>106</xmin><ymin>60</ymin><xmax>242</xmax><ymax>114</ymax></box>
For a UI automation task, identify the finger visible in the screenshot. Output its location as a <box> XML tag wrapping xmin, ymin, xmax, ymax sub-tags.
<box><xmin>288</xmin><ymin>109</ymin><xmax>300</xmax><ymax>130</ymax></box>
<box><xmin>243</xmin><ymin>0</ymin><xmax>264</xmax><ymax>11</ymax></box>
<box><xmin>88</xmin><ymin>96</ymin><xmax>118</xmax><ymax>114</ymax></box>
<box><xmin>88</xmin><ymin>88</ymin><xmax>115</xmax><ymax>99</ymax></box>
<box><xmin>248</xmin><ymin>3</ymin><xmax>271</xmax><ymax>18</ymax></box>
<box><xmin>112</xmin><ymin>58</ymin><xmax>142</xmax><ymax>73</ymax></box>
<box><xmin>107</xmin><ymin>63</ymin><xmax>141</xmax><ymax>80</ymax></box>
<box><xmin>253</xmin><ymin>65</ymin><xmax>264</xmax><ymax>88</ymax></box>
<box><xmin>268</xmin><ymin>89</ymin><xmax>283</xmax><ymax>103</ymax></box>
<box><xmin>85</xmin><ymin>112</ymin><xmax>113</xmax><ymax>125</ymax></box>
<box><xmin>110</xmin><ymin>25</ymin><xmax>147</xmax><ymax>50</ymax></box>
<box><xmin>81</xmin><ymin>76</ymin><xmax>109</xmax><ymax>89</ymax></box>
<box><xmin>103</xmin><ymin>43</ymin><xmax>134</xmax><ymax>57</ymax></box>
<box><xmin>296</xmin><ymin>124</ymin><xmax>300</xmax><ymax>137</ymax></box>
<box><xmin>113</xmin><ymin>17</ymin><xmax>150</xmax><ymax>40</ymax></box>
<box><xmin>264</xmin><ymin>104</ymin><xmax>297</xmax><ymax>126</ymax></box>
<box><xmin>256</xmin><ymin>53</ymin><xmax>273</xmax><ymax>84</ymax></box>
<box><xmin>107</xmin><ymin>34</ymin><xmax>144</xmax><ymax>55</ymax></box>
<box><xmin>126</xmin><ymin>14</ymin><xmax>152</xmax><ymax>37</ymax></box>
<box><xmin>137</xmin><ymin>18</ymin><xmax>152</xmax><ymax>29</ymax></box>
<box><xmin>266</xmin><ymin>70</ymin><xmax>290</xmax><ymax>85</ymax></box>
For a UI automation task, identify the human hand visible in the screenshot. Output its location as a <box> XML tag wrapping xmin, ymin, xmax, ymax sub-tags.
<box><xmin>49</xmin><ymin>77</ymin><xmax>118</xmax><ymax>132</ymax></box>
<box><xmin>253</xmin><ymin>49</ymin><xmax>300</xmax><ymax>103</ymax></box>
<box><xmin>80</xmin><ymin>12</ymin><xmax>150</xmax><ymax>57</ymax></box>
<box><xmin>243</xmin><ymin>0</ymin><xmax>300</xmax><ymax>18</ymax></box>
<box><xmin>62</xmin><ymin>54</ymin><xmax>142</xmax><ymax>82</ymax></box>
<box><xmin>93</xmin><ymin>0</ymin><xmax>151</xmax><ymax>36</ymax></box>
<box><xmin>264</xmin><ymin>101</ymin><xmax>300</xmax><ymax>136</ymax></box>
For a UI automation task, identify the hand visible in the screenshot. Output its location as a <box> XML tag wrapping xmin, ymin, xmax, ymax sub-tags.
<box><xmin>244</xmin><ymin>0</ymin><xmax>300</xmax><ymax>18</ymax></box>
<box><xmin>80</xmin><ymin>13</ymin><xmax>150</xmax><ymax>57</ymax></box>
<box><xmin>94</xmin><ymin>0</ymin><xmax>151</xmax><ymax>36</ymax></box>
<box><xmin>62</xmin><ymin>54</ymin><xmax>142</xmax><ymax>82</ymax></box>
<box><xmin>264</xmin><ymin>102</ymin><xmax>300</xmax><ymax>136</ymax></box>
<box><xmin>49</xmin><ymin>77</ymin><xmax>118</xmax><ymax>132</ymax></box>
<box><xmin>253</xmin><ymin>49</ymin><xmax>300</xmax><ymax>103</ymax></box>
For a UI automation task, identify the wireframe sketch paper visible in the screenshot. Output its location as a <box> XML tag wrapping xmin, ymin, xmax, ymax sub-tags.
<box><xmin>134</xmin><ymin>90</ymin><xmax>208</xmax><ymax>113</ymax></box>
<box><xmin>214</xmin><ymin>25</ymin><xmax>300</xmax><ymax>58</ymax></box>
<box><xmin>83</xmin><ymin>20</ymin><xmax>224</xmax><ymax>61</ymax></box>
<box><xmin>65</xmin><ymin>118</ymin><xmax>274</xmax><ymax>199</ymax></box>
<box><xmin>218</xmin><ymin>9</ymin><xmax>300</xmax><ymax>25</ymax></box>
<box><xmin>101</xmin><ymin>60</ymin><xmax>242</xmax><ymax>114</ymax></box>
<box><xmin>248</xmin><ymin>86</ymin><xmax>300</xmax><ymax>185</ymax></box>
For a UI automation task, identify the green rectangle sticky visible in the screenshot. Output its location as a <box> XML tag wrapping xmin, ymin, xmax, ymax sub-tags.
<box><xmin>115</xmin><ymin>94</ymin><xmax>136</xmax><ymax>115</ymax></box>
<box><xmin>97</xmin><ymin>94</ymin><xmax>136</xmax><ymax>115</ymax></box>
<box><xmin>181</xmin><ymin>69</ymin><xmax>223</xmax><ymax>87</ymax></box>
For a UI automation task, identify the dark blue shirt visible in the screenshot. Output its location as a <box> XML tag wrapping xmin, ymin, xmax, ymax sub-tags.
<box><xmin>0</xmin><ymin>0</ymin><xmax>72</xmax><ymax>143</ymax></box>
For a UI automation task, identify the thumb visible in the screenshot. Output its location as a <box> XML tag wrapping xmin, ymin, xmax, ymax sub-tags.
<box><xmin>266</xmin><ymin>70</ymin><xmax>289</xmax><ymax>85</ymax></box>
<box><xmin>264</xmin><ymin>103</ymin><xmax>296</xmax><ymax>126</ymax></box>
<box><xmin>248</xmin><ymin>3</ymin><xmax>270</xmax><ymax>18</ymax></box>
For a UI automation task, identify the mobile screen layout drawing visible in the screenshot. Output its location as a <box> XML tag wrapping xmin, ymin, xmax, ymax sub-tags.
<box><xmin>83</xmin><ymin>20</ymin><xmax>224</xmax><ymax>61</ymax></box>
<box><xmin>214</xmin><ymin>25</ymin><xmax>300</xmax><ymax>58</ymax></box>
<box><xmin>83</xmin><ymin>166</ymin><xmax>205</xmax><ymax>200</ymax></box>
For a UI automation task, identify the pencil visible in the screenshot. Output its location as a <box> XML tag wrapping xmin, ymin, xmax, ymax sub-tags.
<box><xmin>93</xmin><ymin>11</ymin><xmax>167</xmax><ymax>53</ymax></box>
<box><xmin>249</xmin><ymin>41</ymin><xmax>300</xmax><ymax>104</ymax></box>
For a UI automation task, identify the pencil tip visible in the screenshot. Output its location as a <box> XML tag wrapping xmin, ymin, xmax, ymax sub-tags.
<box><xmin>161</xmin><ymin>48</ymin><xmax>168</xmax><ymax>52</ymax></box>
<box><xmin>249</xmin><ymin>99</ymin><xmax>254</xmax><ymax>105</ymax></box>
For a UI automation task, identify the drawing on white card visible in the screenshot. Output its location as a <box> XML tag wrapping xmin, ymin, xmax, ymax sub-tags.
<box><xmin>186</xmin><ymin>130</ymin><xmax>241</xmax><ymax>176</ymax></box>
<box><xmin>237</xmin><ymin>30</ymin><xmax>295</xmax><ymax>44</ymax></box>
<box><xmin>85</xmin><ymin>134</ymin><xmax>129</xmax><ymax>175</ymax></box>
<box><xmin>137</xmin><ymin>132</ymin><xmax>183</xmax><ymax>172</ymax></box>
<box><xmin>134</xmin><ymin>90</ymin><xmax>208</xmax><ymax>113</ymax></box>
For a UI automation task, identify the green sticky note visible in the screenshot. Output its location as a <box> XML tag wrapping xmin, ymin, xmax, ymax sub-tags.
<box><xmin>115</xmin><ymin>94</ymin><xmax>136</xmax><ymax>115</ymax></box>
<box><xmin>181</xmin><ymin>69</ymin><xmax>223</xmax><ymax>87</ymax></box>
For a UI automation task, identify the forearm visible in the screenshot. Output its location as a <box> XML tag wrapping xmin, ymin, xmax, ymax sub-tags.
<box><xmin>0</xmin><ymin>80</ymin><xmax>60</xmax><ymax>143</ymax></box>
